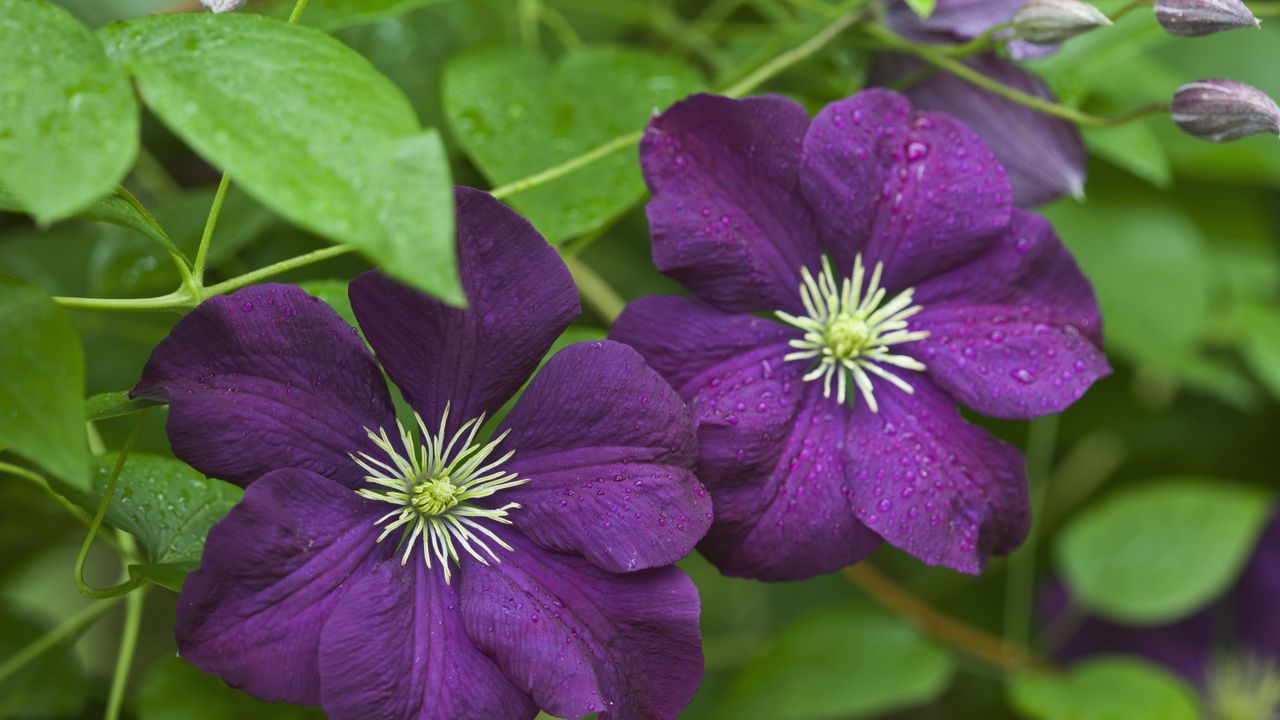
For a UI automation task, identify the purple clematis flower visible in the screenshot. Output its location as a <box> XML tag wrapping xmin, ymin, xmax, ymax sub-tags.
<box><xmin>877</xmin><ymin>1</ymin><xmax>1088</xmax><ymax>206</ymax></box>
<box><xmin>1045</xmin><ymin>510</ymin><xmax>1280</xmax><ymax>716</ymax></box>
<box><xmin>611</xmin><ymin>89</ymin><xmax>1109</xmax><ymax>580</ymax></box>
<box><xmin>131</xmin><ymin>188</ymin><xmax>713</xmax><ymax>720</ymax></box>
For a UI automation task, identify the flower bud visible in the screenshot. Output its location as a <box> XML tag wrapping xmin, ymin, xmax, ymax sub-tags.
<box><xmin>1172</xmin><ymin>79</ymin><xmax>1280</xmax><ymax>142</ymax></box>
<box><xmin>1012</xmin><ymin>0</ymin><xmax>1113</xmax><ymax>44</ymax></box>
<box><xmin>1155</xmin><ymin>0</ymin><xmax>1260</xmax><ymax>36</ymax></box>
<box><xmin>199</xmin><ymin>0</ymin><xmax>245</xmax><ymax>12</ymax></box>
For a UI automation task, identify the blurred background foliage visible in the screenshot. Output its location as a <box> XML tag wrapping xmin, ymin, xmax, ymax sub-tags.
<box><xmin>1</xmin><ymin>0</ymin><xmax>1278</xmax><ymax>718</ymax></box>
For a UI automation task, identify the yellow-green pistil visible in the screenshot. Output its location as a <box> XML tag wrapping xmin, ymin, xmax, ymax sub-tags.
<box><xmin>776</xmin><ymin>255</ymin><xmax>929</xmax><ymax>411</ymax></box>
<box><xmin>351</xmin><ymin>404</ymin><xmax>528</xmax><ymax>584</ymax></box>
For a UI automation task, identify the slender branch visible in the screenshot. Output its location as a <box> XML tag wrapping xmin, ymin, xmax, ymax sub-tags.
<box><xmin>1004</xmin><ymin>415</ymin><xmax>1059</xmax><ymax>648</ymax></box>
<box><xmin>564</xmin><ymin>255</ymin><xmax>626</xmax><ymax>322</ymax></box>
<box><xmin>287</xmin><ymin>0</ymin><xmax>312</xmax><ymax>24</ymax></box>
<box><xmin>862</xmin><ymin>23</ymin><xmax>1170</xmax><ymax>128</ymax></box>
<box><xmin>0</xmin><ymin>596</ymin><xmax>124</xmax><ymax>684</ymax></box>
<box><xmin>131</xmin><ymin>146</ymin><xmax>181</xmax><ymax>200</ymax></box>
<box><xmin>844</xmin><ymin>563</ymin><xmax>1052</xmax><ymax>672</ymax></box>
<box><xmin>202</xmin><ymin>245</ymin><xmax>356</xmax><ymax>295</ymax></box>
<box><xmin>192</xmin><ymin>173</ymin><xmax>232</xmax><ymax>285</ymax></box>
<box><xmin>74</xmin><ymin>416</ymin><xmax>148</xmax><ymax>600</ymax></box>
<box><xmin>519</xmin><ymin>0</ymin><xmax>540</xmax><ymax>48</ymax></box>
<box><xmin>723</xmin><ymin>4</ymin><xmax>865</xmax><ymax>97</ymax></box>
<box><xmin>1109</xmin><ymin>0</ymin><xmax>1154</xmax><ymax>20</ymax></box>
<box><xmin>538</xmin><ymin>3</ymin><xmax>584</xmax><ymax>50</ymax></box>
<box><xmin>490</xmin><ymin>131</ymin><xmax>645</xmax><ymax>200</ymax></box>
<box><xmin>53</xmin><ymin>290</ymin><xmax>193</xmax><ymax>313</ymax></box>
<box><xmin>105</xmin><ymin>582</ymin><xmax>147</xmax><ymax>720</ymax></box>
<box><xmin>939</xmin><ymin>22</ymin><xmax>1012</xmax><ymax>57</ymax></box>
<box><xmin>0</xmin><ymin>462</ymin><xmax>124</xmax><ymax>552</ymax></box>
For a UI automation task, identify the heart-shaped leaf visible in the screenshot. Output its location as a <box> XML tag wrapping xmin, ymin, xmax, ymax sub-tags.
<box><xmin>0</xmin><ymin>0</ymin><xmax>139</xmax><ymax>224</ymax></box>
<box><xmin>100</xmin><ymin>13</ymin><xmax>461</xmax><ymax>304</ymax></box>
<box><xmin>443</xmin><ymin>45</ymin><xmax>703</xmax><ymax>242</ymax></box>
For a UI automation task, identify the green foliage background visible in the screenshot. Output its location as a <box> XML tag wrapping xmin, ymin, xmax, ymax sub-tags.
<box><xmin>1</xmin><ymin>0</ymin><xmax>1278</xmax><ymax>718</ymax></box>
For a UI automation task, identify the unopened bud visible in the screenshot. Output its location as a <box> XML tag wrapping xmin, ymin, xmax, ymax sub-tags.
<box><xmin>1172</xmin><ymin>79</ymin><xmax>1280</xmax><ymax>142</ymax></box>
<box><xmin>199</xmin><ymin>0</ymin><xmax>245</xmax><ymax>12</ymax></box>
<box><xmin>1155</xmin><ymin>0</ymin><xmax>1260</xmax><ymax>36</ymax></box>
<box><xmin>1013</xmin><ymin>0</ymin><xmax>1113</xmax><ymax>44</ymax></box>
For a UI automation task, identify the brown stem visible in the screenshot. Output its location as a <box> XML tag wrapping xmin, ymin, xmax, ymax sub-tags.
<box><xmin>843</xmin><ymin>563</ymin><xmax>1053</xmax><ymax>673</ymax></box>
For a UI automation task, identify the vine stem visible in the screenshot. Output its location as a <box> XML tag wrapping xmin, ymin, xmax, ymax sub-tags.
<box><xmin>105</xmin><ymin>580</ymin><xmax>147</xmax><ymax>720</ymax></box>
<box><xmin>1004</xmin><ymin>415</ymin><xmax>1060</xmax><ymax>648</ymax></box>
<box><xmin>844</xmin><ymin>563</ymin><xmax>1053</xmax><ymax>672</ymax></box>
<box><xmin>0</xmin><ymin>596</ymin><xmax>124</xmax><ymax>684</ymax></box>
<box><xmin>1109</xmin><ymin>0</ymin><xmax>1154</xmax><ymax>20</ymax></box>
<box><xmin>73</xmin><ymin>415</ymin><xmax>147</xmax><ymax>600</ymax></box>
<box><xmin>564</xmin><ymin>255</ymin><xmax>626</xmax><ymax>322</ymax></box>
<box><xmin>0</xmin><ymin>462</ymin><xmax>125</xmax><ymax>551</ymax></box>
<box><xmin>191</xmin><ymin>172</ymin><xmax>232</xmax><ymax>285</ymax></box>
<box><xmin>861</xmin><ymin>23</ymin><xmax>1170</xmax><ymax>128</ymax></box>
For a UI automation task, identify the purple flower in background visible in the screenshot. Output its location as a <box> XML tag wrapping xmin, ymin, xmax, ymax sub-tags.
<box><xmin>877</xmin><ymin>1</ymin><xmax>1089</xmax><ymax>206</ymax></box>
<box><xmin>612</xmin><ymin>90</ymin><xmax>1109</xmax><ymax>580</ymax></box>
<box><xmin>132</xmin><ymin>188</ymin><xmax>712</xmax><ymax>720</ymax></box>
<box><xmin>1046</xmin><ymin>511</ymin><xmax>1280</xmax><ymax>717</ymax></box>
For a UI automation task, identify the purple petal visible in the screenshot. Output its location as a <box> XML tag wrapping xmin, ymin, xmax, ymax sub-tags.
<box><xmin>133</xmin><ymin>284</ymin><xmax>396</xmax><ymax>488</ymax></box>
<box><xmin>683</xmin><ymin>346</ymin><xmax>881</xmax><ymax>580</ymax></box>
<box><xmin>176</xmin><ymin>469</ymin><xmax>385</xmax><ymax>704</ymax></box>
<box><xmin>349</xmin><ymin>187</ymin><xmax>579</xmax><ymax>425</ymax></box>
<box><xmin>909</xmin><ymin>210</ymin><xmax>1109</xmax><ymax>419</ymax></box>
<box><xmin>844</xmin><ymin>377</ymin><xmax>1029</xmax><ymax>573</ymax></box>
<box><xmin>870</xmin><ymin>53</ymin><xmax>1087</xmax><ymax>207</ymax></box>
<box><xmin>318</xmin><ymin>562</ymin><xmax>536</xmax><ymax>720</ymax></box>
<box><xmin>886</xmin><ymin>0</ymin><xmax>1053</xmax><ymax>60</ymax></box>
<box><xmin>498</xmin><ymin>341</ymin><xmax>712</xmax><ymax>573</ymax></box>
<box><xmin>459</xmin><ymin>532</ymin><xmax>703</xmax><ymax>720</ymax></box>
<box><xmin>641</xmin><ymin>93</ymin><xmax>821</xmax><ymax>313</ymax></box>
<box><xmin>1236</xmin><ymin>510</ymin><xmax>1280</xmax><ymax>660</ymax></box>
<box><xmin>800</xmin><ymin>88</ymin><xmax>1013</xmax><ymax>291</ymax></box>
<box><xmin>610</xmin><ymin>295</ymin><xmax>796</xmax><ymax>392</ymax></box>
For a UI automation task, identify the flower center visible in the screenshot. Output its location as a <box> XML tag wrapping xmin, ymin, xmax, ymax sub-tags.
<box><xmin>350</xmin><ymin>404</ymin><xmax>528</xmax><ymax>583</ymax></box>
<box><xmin>776</xmin><ymin>254</ymin><xmax>929</xmax><ymax>412</ymax></box>
<box><xmin>1207</xmin><ymin>655</ymin><xmax>1280</xmax><ymax>720</ymax></box>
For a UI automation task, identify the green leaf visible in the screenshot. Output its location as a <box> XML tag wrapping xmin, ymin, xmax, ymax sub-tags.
<box><xmin>86</xmin><ymin>453</ymin><xmax>241</xmax><ymax>573</ymax></box>
<box><xmin>85</xmin><ymin>391</ymin><xmax>161</xmax><ymax>421</ymax></box>
<box><xmin>128</xmin><ymin>561</ymin><xmax>197</xmax><ymax>593</ymax></box>
<box><xmin>278</xmin><ymin>0</ymin><xmax>451</xmax><ymax>31</ymax></box>
<box><xmin>0</xmin><ymin>186</ymin><xmax>177</xmax><ymax>254</ymax></box>
<box><xmin>716</xmin><ymin>607</ymin><xmax>955</xmax><ymax>719</ymax></box>
<box><xmin>1009</xmin><ymin>657</ymin><xmax>1200</xmax><ymax>720</ymax></box>
<box><xmin>1057</xmin><ymin>478</ymin><xmax>1272</xmax><ymax>624</ymax></box>
<box><xmin>443</xmin><ymin>45</ymin><xmax>703</xmax><ymax>242</ymax></box>
<box><xmin>1084</xmin><ymin>121</ymin><xmax>1172</xmax><ymax>189</ymax></box>
<box><xmin>0</xmin><ymin>0</ymin><xmax>139</xmax><ymax>224</ymax></box>
<box><xmin>1235</xmin><ymin>302</ymin><xmax>1280</xmax><ymax>403</ymax></box>
<box><xmin>297</xmin><ymin>279</ymin><xmax>358</xmax><ymax>328</ymax></box>
<box><xmin>0</xmin><ymin>275</ymin><xmax>89</xmax><ymax>490</ymax></box>
<box><xmin>902</xmin><ymin>0</ymin><xmax>938</xmax><ymax>17</ymax></box>
<box><xmin>101</xmin><ymin>13</ymin><xmax>461</xmax><ymax>304</ymax></box>
<box><xmin>136</xmin><ymin>657</ymin><xmax>322</xmax><ymax>720</ymax></box>
<box><xmin>1041</xmin><ymin>203</ymin><xmax>1211</xmax><ymax>366</ymax></box>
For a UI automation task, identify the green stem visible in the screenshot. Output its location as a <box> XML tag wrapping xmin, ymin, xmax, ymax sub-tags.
<box><xmin>202</xmin><ymin>245</ymin><xmax>356</xmax><ymax>295</ymax></box>
<box><xmin>287</xmin><ymin>0</ymin><xmax>312</xmax><ymax>23</ymax></box>
<box><xmin>131</xmin><ymin>146</ymin><xmax>182</xmax><ymax>200</ymax></box>
<box><xmin>0</xmin><ymin>462</ymin><xmax>123</xmax><ymax>551</ymax></box>
<box><xmin>1004</xmin><ymin>415</ymin><xmax>1060</xmax><ymax>648</ymax></box>
<box><xmin>192</xmin><ymin>173</ymin><xmax>232</xmax><ymax>285</ymax></box>
<box><xmin>53</xmin><ymin>289</ymin><xmax>193</xmax><ymax>313</ymax></box>
<box><xmin>1252</xmin><ymin>1</ymin><xmax>1280</xmax><ymax>16</ymax></box>
<box><xmin>940</xmin><ymin>22</ymin><xmax>1012</xmax><ymax>57</ymax></box>
<box><xmin>490</xmin><ymin>131</ymin><xmax>645</xmax><ymax>201</ymax></box>
<box><xmin>114</xmin><ymin>186</ymin><xmax>194</xmax><ymax>289</ymax></box>
<box><xmin>105</xmin><ymin>582</ymin><xmax>147</xmax><ymax>720</ymax></box>
<box><xmin>519</xmin><ymin>0</ymin><xmax>540</xmax><ymax>48</ymax></box>
<box><xmin>0</xmin><ymin>596</ymin><xmax>124</xmax><ymax>684</ymax></box>
<box><xmin>862</xmin><ymin>23</ymin><xmax>1171</xmax><ymax>128</ymax></box>
<box><xmin>538</xmin><ymin>2</ymin><xmax>583</xmax><ymax>50</ymax></box>
<box><xmin>1109</xmin><ymin>0</ymin><xmax>1154</xmax><ymax>21</ymax></box>
<box><xmin>74</xmin><ymin>416</ymin><xmax>147</xmax><ymax>600</ymax></box>
<box><xmin>564</xmin><ymin>255</ymin><xmax>626</xmax><ymax>322</ymax></box>
<box><xmin>722</xmin><ymin>4</ymin><xmax>865</xmax><ymax>97</ymax></box>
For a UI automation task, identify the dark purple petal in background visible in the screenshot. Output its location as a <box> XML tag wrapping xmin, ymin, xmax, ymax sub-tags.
<box><xmin>177</xmin><ymin>470</ymin><xmax>385</xmax><ymax>704</ymax></box>
<box><xmin>641</xmin><ymin>93</ymin><xmax>822</xmax><ymax>314</ymax></box>
<box><xmin>459</xmin><ymin>532</ymin><xmax>703</xmax><ymax>720</ymax></box>
<box><xmin>886</xmin><ymin>0</ymin><xmax>1054</xmax><ymax>59</ymax></box>
<box><xmin>844</xmin><ymin>378</ymin><xmax>1029</xmax><ymax>574</ymax></box>
<box><xmin>870</xmin><ymin>53</ymin><xmax>1087</xmax><ymax>207</ymax></box>
<box><xmin>349</xmin><ymin>187</ymin><xmax>579</xmax><ymax>425</ymax></box>
<box><xmin>318</xmin><ymin>562</ymin><xmax>537</xmax><ymax>720</ymax></box>
<box><xmin>498</xmin><ymin>341</ymin><xmax>712</xmax><ymax>573</ymax></box>
<box><xmin>1234</xmin><ymin>512</ymin><xmax>1280</xmax><ymax>660</ymax></box>
<box><xmin>610</xmin><ymin>295</ymin><xmax>797</xmax><ymax>392</ymax></box>
<box><xmin>800</xmin><ymin>88</ymin><xmax>1012</xmax><ymax>290</ymax></box>
<box><xmin>132</xmin><ymin>284</ymin><xmax>396</xmax><ymax>488</ymax></box>
<box><xmin>685</xmin><ymin>351</ymin><xmax>882</xmax><ymax>580</ymax></box>
<box><xmin>909</xmin><ymin>210</ymin><xmax>1109</xmax><ymax>419</ymax></box>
